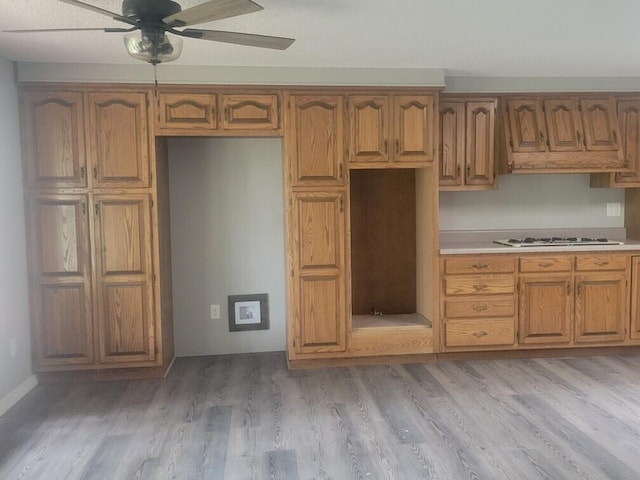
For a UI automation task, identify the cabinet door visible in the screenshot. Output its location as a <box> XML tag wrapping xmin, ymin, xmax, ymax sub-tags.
<box><xmin>631</xmin><ymin>257</ymin><xmax>640</xmax><ymax>340</ymax></box>
<box><xmin>506</xmin><ymin>99</ymin><xmax>547</xmax><ymax>152</ymax></box>
<box><xmin>220</xmin><ymin>94</ymin><xmax>279</xmax><ymax>131</ymax></box>
<box><xmin>543</xmin><ymin>99</ymin><xmax>583</xmax><ymax>152</ymax></box>
<box><xmin>290</xmin><ymin>192</ymin><xmax>347</xmax><ymax>354</ymax></box>
<box><xmin>27</xmin><ymin>195</ymin><xmax>93</xmax><ymax>367</ymax></box>
<box><xmin>86</xmin><ymin>92</ymin><xmax>150</xmax><ymax>188</ymax></box>
<box><xmin>287</xmin><ymin>95</ymin><xmax>345</xmax><ymax>186</ymax></box>
<box><xmin>158</xmin><ymin>93</ymin><xmax>217</xmax><ymax>131</ymax></box>
<box><xmin>393</xmin><ymin>95</ymin><xmax>434</xmax><ymax>163</ymax></box>
<box><xmin>348</xmin><ymin>95</ymin><xmax>390</xmax><ymax>164</ymax></box>
<box><xmin>439</xmin><ymin>101</ymin><xmax>464</xmax><ymax>187</ymax></box>
<box><xmin>574</xmin><ymin>272</ymin><xmax>627</xmax><ymax>343</ymax></box>
<box><xmin>518</xmin><ymin>274</ymin><xmax>572</xmax><ymax>344</ymax></box>
<box><xmin>465</xmin><ymin>101</ymin><xmax>496</xmax><ymax>186</ymax></box>
<box><xmin>614</xmin><ymin>100</ymin><xmax>640</xmax><ymax>184</ymax></box>
<box><xmin>22</xmin><ymin>90</ymin><xmax>87</xmax><ymax>189</ymax></box>
<box><xmin>93</xmin><ymin>195</ymin><xmax>155</xmax><ymax>364</ymax></box>
<box><xmin>580</xmin><ymin>98</ymin><xmax>620</xmax><ymax>151</ymax></box>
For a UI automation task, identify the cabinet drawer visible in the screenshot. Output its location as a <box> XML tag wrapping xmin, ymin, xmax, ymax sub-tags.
<box><xmin>444</xmin><ymin>319</ymin><xmax>515</xmax><ymax>347</ymax></box>
<box><xmin>575</xmin><ymin>255</ymin><xmax>627</xmax><ymax>271</ymax></box>
<box><xmin>444</xmin><ymin>275</ymin><xmax>514</xmax><ymax>296</ymax></box>
<box><xmin>520</xmin><ymin>256</ymin><xmax>572</xmax><ymax>272</ymax></box>
<box><xmin>444</xmin><ymin>295</ymin><xmax>515</xmax><ymax>318</ymax></box>
<box><xmin>444</xmin><ymin>257</ymin><xmax>515</xmax><ymax>274</ymax></box>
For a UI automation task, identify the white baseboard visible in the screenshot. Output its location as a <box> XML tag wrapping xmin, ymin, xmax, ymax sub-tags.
<box><xmin>0</xmin><ymin>375</ymin><xmax>38</xmax><ymax>417</ymax></box>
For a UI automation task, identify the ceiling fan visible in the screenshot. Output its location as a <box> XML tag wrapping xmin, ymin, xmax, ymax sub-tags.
<box><xmin>5</xmin><ymin>0</ymin><xmax>295</xmax><ymax>65</ymax></box>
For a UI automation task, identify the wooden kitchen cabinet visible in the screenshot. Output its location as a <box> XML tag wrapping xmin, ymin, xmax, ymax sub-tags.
<box><xmin>86</xmin><ymin>91</ymin><xmax>150</xmax><ymax>188</ymax></box>
<box><xmin>26</xmin><ymin>194</ymin><xmax>94</xmax><ymax>367</ymax></box>
<box><xmin>287</xmin><ymin>94</ymin><xmax>346</xmax><ymax>187</ymax></box>
<box><xmin>21</xmin><ymin>90</ymin><xmax>87</xmax><ymax>189</ymax></box>
<box><xmin>518</xmin><ymin>253</ymin><xmax>629</xmax><ymax>346</ymax></box>
<box><xmin>289</xmin><ymin>191</ymin><xmax>347</xmax><ymax>354</ymax></box>
<box><xmin>439</xmin><ymin>98</ymin><xmax>497</xmax><ymax>190</ymax></box>
<box><xmin>502</xmin><ymin>95</ymin><xmax>625</xmax><ymax>173</ymax></box>
<box><xmin>93</xmin><ymin>195</ymin><xmax>156</xmax><ymax>364</ymax></box>
<box><xmin>441</xmin><ymin>255</ymin><xmax>516</xmax><ymax>351</ymax></box>
<box><xmin>348</xmin><ymin>93</ymin><xmax>434</xmax><ymax>167</ymax></box>
<box><xmin>591</xmin><ymin>97</ymin><xmax>640</xmax><ymax>188</ymax></box>
<box><xmin>631</xmin><ymin>256</ymin><xmax>640</xmax><ymax>340</ymax></box>
<box><xmin>156</xmin><ymin>91</ymin><xmax>281</xmax><ymax>135</ymax></box>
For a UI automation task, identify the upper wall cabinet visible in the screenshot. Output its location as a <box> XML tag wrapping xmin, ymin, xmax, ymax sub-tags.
<box><xmin>286</xmin><ymin>93</ymin><xmax>346</xmax><ymax>187</ymax></box>
<box><xmin>156</xmin><ymin>90</ymin><xmax>282</xmax><ymax>136</ymax></box>
<box><xmin>591</xmin><ymin>96</ymin><xmax>640</xmax><ymax>188</ymax></box>
<box><xmin>439</xmin><ymin>97</ymin><xmax>497</xmax><ymax>190</ymax></box>
<box><xmin>22</xmin><ymin>88</ymin><xmax>152</xmax><ymax>190</ymax></box>
<box><xmin>22</xmin><ymin>90</ymin><xmax>87</xmax><ymax>189</ymax></box>
<box><xmin>501</xmin><ymin>95</ymin><xmax>625</xmax><ymax>173</ymax></box>
<box><xmin>348</xmin><ymin>93</ymin><xmax>435</xmax><ymax>168</ymax></box>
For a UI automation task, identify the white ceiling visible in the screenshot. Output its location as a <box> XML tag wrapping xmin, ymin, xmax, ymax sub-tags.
<box><xmin>1</xmin><ymin>0</ymin><xmax>640</xmax><ymax>77</ymax></box>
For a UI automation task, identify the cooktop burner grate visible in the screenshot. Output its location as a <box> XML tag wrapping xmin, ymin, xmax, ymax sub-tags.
<box><xmin>493</xmin><ymin>237</ymin><xmax>624</xmax><ymax>247</ymax></box>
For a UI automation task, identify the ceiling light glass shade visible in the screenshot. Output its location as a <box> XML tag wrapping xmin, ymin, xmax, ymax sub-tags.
<box><xmin>124</xmin><ymin>31</ymin><xmax>183</xmax><ymax>65</ymax></box>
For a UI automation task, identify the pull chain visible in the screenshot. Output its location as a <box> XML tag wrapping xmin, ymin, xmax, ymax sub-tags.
<box><xmin>153</xmin><ymin>63</ymin><xmax>158</xmax><ymax>90</ymax></box>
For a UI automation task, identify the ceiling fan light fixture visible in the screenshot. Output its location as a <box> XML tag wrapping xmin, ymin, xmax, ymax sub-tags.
<box><xmin>124</xmin><ymin>30</ymin><xmax>183</xmax><ymax>65</ymax></box>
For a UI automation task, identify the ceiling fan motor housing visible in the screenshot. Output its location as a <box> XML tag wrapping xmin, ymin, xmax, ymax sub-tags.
<box><xmin>122</xmin><ymin>0</ymin><xmax>182</xmax><ymax>21</ymax></box>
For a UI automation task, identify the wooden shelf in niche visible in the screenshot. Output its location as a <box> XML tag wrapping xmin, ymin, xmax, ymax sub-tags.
<box><xmin>349</xmin><ymin>168</ymin><xmax>433</xmax><ymax>336</ymax></box>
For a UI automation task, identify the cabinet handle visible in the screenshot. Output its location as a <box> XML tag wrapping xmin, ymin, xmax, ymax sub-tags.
<box><xmin>577</xmin><ymin>283</ymin><xmax>582</xmax><ymax>295</ymax></box>
<box><xmin>93</xmin><ymin>166</ymin><xmax>97</xmax><ymax>179</ymax></box>
<box><xmin>539</xmin><ymin>131</ymin><xmax>545</xmax><ymax>143</ymax></box>
<box><xmin>472</xmin><ymin>330</ymin><xmax>488</xmax><ymax>338</ymax></box>
<box><xmin>466</xmin><ymin>164</ymin><xmax>471</xmax><ymax>178</ymax></box>
<box><xmin>472</xmin><ymin>284</ymin><xmax>488</xmax><ymax>292</ymax></box>
<box><xmin>384</xmin><ymin>139</ymin><xmax>388</xmax><ymax>154</ymax></box>
<box><xmin>472</xmin><ymin>305</ymin><xmax>488</xmax><ymax>312</ymax></box>
<box><xmin>576</xmin><ymin>131</ymin><xmax>581</xmax><ymax>145</ymax></box>
<box><xmin>395</xmin><ymin>139</ymin><xmax>399</xmax><ymax>154</ymax></box>
<box><xmin>224</xmin><ymin>106</ymin><xmax>229</xmax><ymax>122</ymax></box>
<box><xmin>612</xmin><ymin>130</ymin><xmax>617</xmax><ymax>144</ymax></box>
<box><xmin>339</xmin><ymin>163</ymin><xmax>344</xmax><ymax>179</ymax></box>
<box><xmin>81</xmin><ymin>202</ymin><xmax>86</xmax><ymax>216</ymax></box>
<box><xmin>456</xmin><ymin>164</ymin><xmax>461</xmax><ymax>178</ymax></box>
<box><xmin>595</xmin><ymin>261</ymin><xmax>609</xmax><ymax>267</ymax></box>
<box><xmin>567</xmin><ymin>284</ymin><xmax>571</xmax><ymax>295</ymax></box>
<box><xmin>94</xmin><ymin>203</ymin><xmax>99</xmax><ymax>215</ymax></box>
<box><xmin>339</xmin><ymin>196</ymin><xmax>344</xmax><ymax>213</ymax></box>
<box><xmin>80</xmin><ymin>166</ymin><xmax>85</xmax><ymax>178</ymax></box>
<box><xmin>538</xmin><ymin>262</ymin><xmax>554</xmax><ymax>268</ymax></box>
<box><xmin>471</xmin><ymin>263</ymin><xmax>489</xmax><ymax>270</ymax></box>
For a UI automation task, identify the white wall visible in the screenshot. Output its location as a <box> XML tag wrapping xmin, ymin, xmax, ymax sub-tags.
<box><xmin>0</xmin><ymin>57</ymin><xmax>33</xmax><ymax>403</ymax></box>
<box><xmin>439</xmin><ymin>174</ymin><xmax>625</xmax><ymax>231</ymax></box>
<box><xmin>168</xmin><ymin>137</ymin><xmax>286</xmax><ymax>356</ymax></box>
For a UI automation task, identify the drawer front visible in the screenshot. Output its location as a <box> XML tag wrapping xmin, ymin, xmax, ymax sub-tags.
<box><xmin>444</xmin><ymin>275</ymin><xmax>514</xmax><ymax>296</ymax></box>
<box><xmin>444</xmin><ymin>257</ymin><xmax>515</xmax><ymax>274</ymax></box>
<box><xmin>520</xmin><ymin>256</ymin><xmax>572</xmax><ymax>272</ymax></box>
<box><xmin>575</xmin><ymin>255</ymin><xmax>627</xmax><ymax>271</ymax></box>
<box><xmin>444</xmin><ymin>319</ymin><xmax>515</xmax><ymax>347</ymax></box>
<box><xmin>444</xmin><ymin>296</ymin><xmax>515</xmax><ymax>318</ymax></box>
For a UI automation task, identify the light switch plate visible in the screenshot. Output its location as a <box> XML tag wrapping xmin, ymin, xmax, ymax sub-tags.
<box><xmin>606</xmin><ymin>203</ymin><xmax>622</xmax><ymax>217</ymax></box>
<box><xmin>210</xmin><ymin>304</ymin><xmax>220</xmax><ymax>320</ymax></box>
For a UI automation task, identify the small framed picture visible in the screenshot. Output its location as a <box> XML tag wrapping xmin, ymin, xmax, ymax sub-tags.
<box><xmin>228</xmin><ymin>293</ymin><xmax>269</xmax><ymax>332</ymax></box>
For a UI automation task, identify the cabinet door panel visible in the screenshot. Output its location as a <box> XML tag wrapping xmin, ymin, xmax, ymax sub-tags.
<box><xmin>519</xmin><ymin>275</ymin><xmax>572</xmax><ymax>344</ymax></box>
<box><xmin>87</xmin><ymin>92</ymin><xmax>150</xmax><ymax>188</ymax></box>
<box><xmin>94</xmin><ymin>195</ymin><xmax>155</xmax><ymax>364</ymax></box>
<box><xmin>631</xmin><ymin>257</ymin><xmax>640</xmax><ymax>340</ymax></box>
<box><xmin>349</xmin><ymin>95</ymin><xmax>390</xmax><ymax>164</ymax></box>
<box><xmin>580</xmin><ymin>98</ymin><xmax>619</xmax><ymax>151</ymax></box>
<box><xmin>574</xmin><ymin>273</ymin><xmax>626</xmax><ymax>343</ymax></box>
<box><xmin>439</xmin><ymin>102</ymin><xmax>464</xmax><ymax>187</ymax></box>
<box><xmin>221</xmin><ymin>94</ymin><xmax>279</xmax><ymax>131</ymax></box>
<box><xmin>290</xmin><ymin>191</ymin><xmax>346</xmax><ymax>354</ymax></box>
<box><xmin>506</xmin><ymin>99</ymin><xmax>547</xmax><ymax>152</ymax></box>
<box><xmin>543</xmin><ymin>99</ymin><xmax>582</xmax><ymax>152</ymax></box>
<box><xmin>393</xmin><ymin>95</ymin><xmax>434</xmax><ymax>163</ymax></box>
<box><xmin>466</xmin><ymin>101</ymin><xmax>495</xmax><ymax>186</ymax></box>
<box><xmin>614</xmin><ymin>101</ymin><xmax>640</xmax><ymax>183</ymax></box>
<box><xmin>27</xmin><ymin>195</ymin><xmax>93</xmax><ymax>367</ymax></box>
<box><xmin>288</xmin><ymin>95</ymin><xmax>345</xmax><ymax>186</ymax></box>
<box><xmin>22</xmin><ymin>90</ymin><xmax>87</xmax><ymax>189</ymax></box>
<box><xmin>158</xmin><ymin>93</ymin><xmax>217</xmax><ymax>130</ymax></box>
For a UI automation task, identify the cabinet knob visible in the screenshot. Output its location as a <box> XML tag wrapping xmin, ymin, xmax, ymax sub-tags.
<box><xmin>538</xmin><ymin>262</ymin><xmax>554</xmax><ymax>268</ymax></box>
<box><xmin>472</xmin><ymin>330</ymin><xmax>488</xmax><ymax>338</ymax></box>
<box><xmin>595</xmin><ymin>261</ymin><xmax>609</xmax><ymax>267</ymax></box>
<box><xmin>472</xmin><ymin>284</ymin><xmax>489</xmax><ymax>292</ymax></box>
<box><xmin>471</xmin><ymin>263</ymin><xmax>489</xmax><ymax>270</ymax></box>
<box><xmin>472</xmin><ymin>304</ymin><xmax>488</xmax><ymax>312</ymax></box>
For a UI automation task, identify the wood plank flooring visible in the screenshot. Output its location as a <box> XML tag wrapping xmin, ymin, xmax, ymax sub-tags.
<box><xmin>1</xmin><ymin>353</ymin><xmax>640</xmax><ymax>479</ymax></box>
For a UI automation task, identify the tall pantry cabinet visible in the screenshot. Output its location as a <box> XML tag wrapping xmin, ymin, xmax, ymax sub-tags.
<box><xmin>21</xmin><ymin>86</ymin><xmax>173</xmax><ymax>374</ymax></box>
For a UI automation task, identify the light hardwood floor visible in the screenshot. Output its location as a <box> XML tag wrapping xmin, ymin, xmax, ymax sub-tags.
<box><xmin>1</xmin><ymin>353</ymin><xmax>640</xmax><ymax>479</ymax></box>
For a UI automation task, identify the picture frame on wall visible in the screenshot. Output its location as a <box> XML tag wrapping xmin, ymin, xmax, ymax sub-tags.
<box><xmin>228</xmin><ymin>293</ymin><xmax>269</xmax><ymax>332</ymax></box>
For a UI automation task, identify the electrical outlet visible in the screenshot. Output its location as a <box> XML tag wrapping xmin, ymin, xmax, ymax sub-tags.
<box><xmin>210</xmin><ymin>304</ymin><xmax>220</xmax><ymax>320</ymax></box>
<box><xmin>606</xmin><ymin>202</ymin><xmax>622</xmax><ymax>217</ymax></box>
<box><xmin>9</xmin><ymin>337</ymin><xmax>17</xmax><ymax>358</ymax></box>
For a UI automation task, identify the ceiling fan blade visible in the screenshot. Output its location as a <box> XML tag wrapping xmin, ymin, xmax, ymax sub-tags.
<box><xmin>164</xmin><ymin>0</ymin><xmax>263</xmax><ymax>27</ymax></box>
<box><xmin>180</xmin><ymin>29</ymin><xmax>295</xmax><ymax>49</ymax></box>
<box><xmin>57</xmin><ymin>0</ymin><xmax>136</xmax><ymax>26</ymax></box>
<box><xmin>3</xmin><ymin>27</ymin><xmax>132</xmax><ymax>33</ymax></box>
